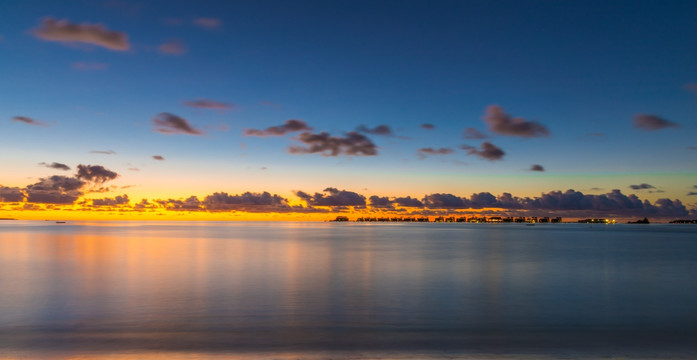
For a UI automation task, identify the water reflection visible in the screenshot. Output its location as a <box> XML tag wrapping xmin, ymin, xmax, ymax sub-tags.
<box><xmin>0</xmin><ymin>221</ymin><xmax>696</xmax><ymax>356</ymax></box>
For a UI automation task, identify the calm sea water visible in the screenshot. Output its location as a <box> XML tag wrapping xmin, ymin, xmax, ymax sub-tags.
<box><xmin>1</xmin><ymin>221</ymin><xmax>696</xmax><ymax>359</ymax></box>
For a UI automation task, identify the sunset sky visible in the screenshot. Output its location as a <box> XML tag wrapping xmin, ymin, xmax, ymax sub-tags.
<box><xmin>1</xmin><ymin>0</ymin><xmax>696</xmax><ymax>220</ymax></box>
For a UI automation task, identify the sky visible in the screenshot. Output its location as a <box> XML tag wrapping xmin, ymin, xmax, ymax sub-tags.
<box><xmin>1</xmin><ymin>0</ymin><xmax>696</xmax><ymax>221</ymax></box>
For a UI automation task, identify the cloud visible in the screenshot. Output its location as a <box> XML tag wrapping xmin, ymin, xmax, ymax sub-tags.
<box><xmin>687</xmin><ymin>192</ymin><xmax>697</xmax><ymax>196</ymax></box>
<box><xmin>202</xmin><ymin>192</ymin><xmax>293</xmax><ymax>212</ymax></box>
<box><xmin>153</xmin><ymin>113</ymin><xmax>204</xmax><ymax>135</ymax></box>
<box><xmin>158</xmin><ymin>39</ymin><xmax>187</xmax><ymax>55</ymax></box>
<box><xmin>39</xmin><ymin>162</ymin><xmax>70</xmax><ymax>171</ymax></box>
<box><xmin>244</xmin><ymin>119</ymin><xmax>311</xmax><ymax>137</ymax></box>
<box><xmin>72</xmin><ymin>61</ymin><xmax>109</xmax><ymax>70</ymax></box>
<box><xmin>183</xmin><ymin>99</ymin><xmax>234</xmax><ymax>112</ymax></box>
<box><xmin>530</xmin><ymin>164</ymin><xmax>545</xmax><ymax>172</ymax></box>
<box><xmin>633</xmin><ymin>114</ymin><xmax>680</xmax><ymax>131</ymax></box>
<box><xmin>629</xmin><ymin>183</ymin><xmax>655</xmax><ymax>190</ymax></box>
<box><xmin>462</xmin><ymin>142</ymin><xmax>505</xmax><ymax>161</ymax></box>
<box><xmin>418</xmin><ymin>147</ymin><xmax>454</xmax><ymax>158</ymax></box>
<box><xmin>25</xmin><ymin>175</ymin><xmax>86</xmax><ymax>204</ymax></box>
<box><xmin>0</xmin><ymin>186</ymin><xmax>25</xmax><ymax>202</ymax></box>
<box><xmin>689</xmin><ymin>146</ymin><xmax>697</xmax><ymax>150</ymax></box>
<box><xmin>12</xmin><ymin>116</ymin><xmax>47</xmax><ymax>127</ymax></box>
<box><xmin>76</xmin><ymin>164</ymin><xmax>118</xmax><ymax>183</ymax></box>
<box><xmin>32</xmin><ymin>18</ymin><xmax>130</xmax><ymax>51</ymax></box>
<box><xmin>157</xmin><ymin>196</ymin><xmax>202</xmax><ymax>211</ymax></box>
<box><xmin>423</xmin><ymin>193</ymin><xmax>468</xmax><ymax>209</ymax></box>
<box><xmin>684</xmin><ymin>83</ymin><xmax>697</xmax><ymax>94</ymax></box>
<box><xmin>420</xmin><ymin>123</ymin><xmax>435</xmax><ymax>130</ymax></box>
<box><xmin>463</xmin><ymin>127</ymin><xmax>487</xmax><ymax>139</ymax></box>
<box><xmin>368</xmin><ymin>196</ymin><xmax>393</xmax><ymax>208</ymax></box>
<box><xmin>92</xmin><ymin>195</ymin><xmax>129</xmax><ymax>207</ymax></box>
<box><xmin>193</xmin><ymin>18</ymin><xmax>222</xmax><ymax>29</ymax></box>
<box><xmin>483</xmin><ymin>105</ymin><xmax>549</xmax><ymax>137</ymax></box>
<box><xmin>89</xmin><ymin>150</ymin><xmax>116</xmax><ymax>155</ymax></box>
<box><xmin>356</xmin><ymin>124</ymin><xmax>393</xmax><ymax>136</ymax></box>
<box><xmin>289</xmin><ymin>131</ymin><xmax>377</xmax><ymax>156</ymax></box>
<box><xmin>152</xmin><ymin>155</ymin><xmax>165</xmax><ymax>161</ymax></box>
<box><xmin>295</xmin><ymin>187</ymin><xmax>366</xmax><ymax>207</ymax></box>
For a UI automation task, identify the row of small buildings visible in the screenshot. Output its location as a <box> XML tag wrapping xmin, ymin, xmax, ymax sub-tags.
<box><xmin>335</xmin><ymin>216</ymin><xmax>563</xmax><ymax>223</ymax></box>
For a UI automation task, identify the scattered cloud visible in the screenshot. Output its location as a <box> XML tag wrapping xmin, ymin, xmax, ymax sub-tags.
<box><xmin>92</xmin><ymin>195</ymin><xmax>129</xmax><ymax>207</ymax></box>
<box><xmin>25</xmin><ymin>175</ymin><xmax>85</xmax><ymax>204</ymax></box>
<box><xmin>89</xmin><ymin>150</ymin><xmax>116</xmax><ymax>155</ymax></box>
<box><xmin>183</xmin><ymin>99</ymin><xmax>234</xmax><ymax>112</ymax></box>
<box><xmin>202</xmin><ymin>192</ymin><xmax>292</xmax><ymax>212</ymax></box>
<box><xmin>12</xmin><ymin>116</ymin><xmax>47</xmax><ymax>127</ymax></box>
<box><xmin>295</xmin><ymin>187</ymin><xmax>366</xmax><ymax>207</ymax></box>
<box><xmin>462</xmin><ymin>142</ymin><xmax>505</xmax><ymax>161</ymax></box>
<box><xmin>688</xmin><ymin>146</ymin><xmax>697</xmax><ymax>150</ymax></box>
<box><xmin>630</xmin><ymin>183</ymin><xmax>655</xmax><ymax>190</ymax></box>
<box><xmin>76</xmin><ymin>164</ymin><xmax>118</xmax><ymax>183</ymax></box>
<box><xmin>32</xmin><ymin>18</ymin><xmax>130</xmax><ymax>51</ymax></box>
<box><xmin>289</xmin><ymin>131</ymin><xmax>377</xmax><ymax>156</ymax></box>
<box><xmin>158</xmin><ymin>39</ymin><xmax>187</xmax><ymax>55</ymax></box>
<box><xmin>633</xmin><ymin>114</ymin><xmax>680</xmax><ymax>131</ymax></box>
<box><xmin>39</xmin><ymin>162</ymin><xmax>70</xmax><ymax>171</ymax></box>
<box><xmin>153</xmin><ymin>113</ymin><xmax>204</xmax><ymax>135</ymax></box>
<box><xmin>530</xmin><ymin>164</ymin><xmax>545</xmax><ymax>172</ymax></box>
<box><xmin>152</xmin><ymin>155</ymin><xmax>165</xmax><ymax>161</ymax></box>
<box><xmin>72</xmin><ymin>61</ymin><xmax>109</xmax><ymax>70</ymax></box>
<box><xmin>687</xmin><ymin>192</ymin><xmax>697</xmax><ymax>196</ymax></box>
<box><xmin>244</xmin><ymin>119</ymin><xmax>311</xmax><ymax>137</ymax></box>
<box><xmin>0</xmin><ymin>186</ymin><xmax>24</xmax><ymax>202</ymax></box>
<box><xmin>193</xmin><ymin>18</ymin><xmax>222</xmax><ymax>29</ymax></box>
<box><xmin>463</xmin><ymin>127</ymin><xmax>487</xmax><ymax>139</ymax></box>
<box><xmin>356</xmin><ymin>124</ymin><xmax>393</xmax><ymax>136</ymax></box>
<box><xmin>157</xmin><ymin>196</ymin><xmax>202</xmax><ymax>211</ymax></box>
<box><xmin>418</xmin><ymin>147</ymin><xmax>454</xmax><ymax>158</ymax></box>
<box><xmin>483</xmin><ymin>105</ymin><xmax>549</xmax><ymax>137</ymax></box>
<box><xmin>420</xmin><ymin>123</ymin><xmax>435</xmax><ymax>130</ymax></box>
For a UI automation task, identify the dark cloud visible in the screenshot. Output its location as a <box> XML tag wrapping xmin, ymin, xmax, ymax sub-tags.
<box><xmin>356</xmin><ymin>124</ymin><xmax>393</xmax><ymax>136</ymax></box>
<box><xmin>462</xmin><ymin>142</ymin><xmax>505</xmax><ymax>161</ymax></box>
<box><xmin>183</xmin><ymin>99</ymin><xmax>234</xmax><ymax>111</ymax></box>
<box><xmin>32</xmin><ymin>18</ymin><xmax>130</xmax><ymax>51</ymax></box>
<box><xmin>633</xmin><ymin>114</ymin><xmax>680</xmax><ymax>131</ymax></box>
<box><xmin>72</xmin><ymin>61</ymin><xmax>109</xmax><ymax>70</ymax></box>
<box><xmin>688</xmin><ymin>146</ymin><xmax>697</xmax><ymax>150</ymax></box>
<box><xmin>629</xmin><ymin>183</ymin><xmax>655</xmax><ymax>190</ymax></box>
<box><xmin>369</xmin><ymin>195</ymin><xmax>393</xmax><ymax>208</ymax></box>
<box><xmin>295</xmin><ymin>187</ymin><xmax>366</xmax><ymax>207</ymax></box>
<box><xmin>530</xmin><ymin>164</ymin><xmax>545</xmax><ymax>172</ymax></box>
<box><xmin>153</xmin><ymin>113</ymin><xmax>204</xmax><ymax>135</ymax></box>
<box><xmin>244</xmin><ymin>120</ymin><xmax>311</xmax><ymax>137</ymax></box>
<box><xmin>39</xmin><ymin>162</ymin><xmax>70</xmax><ymax>171</ymax></box>
<box><xmin>0</xmin><ymin>186</ymin><xmax>25</xmax><ymax>202</ymax></box>
<box><xmin>418</xmin><ymin>147</ymin><xmax>454</xmax><ymax>158</ymax></box>
<box><xmin>152</xmin><ymin>155</ymin><xmax>165</xmax><ymax>161</ymax></box>
<box><xmin>423</xmin><ymin>193</ymin><xmax>468</xmax><ymax>209</ymax></box>
<box><xmin>89</xmin><ymin>150</ymin><xmax>116</xmax><ymax>155</ymax></box>
<box><xmin>202</xmin><ymin>192</ymin><xmax>292</xmax><ymax>212</ymax></box>
<box><xmin>193</xmin><ymin>18</ymin><xmax>222</xmax><ymax>29</ymax></box>
<box><xmin>92</xmin><ymin>195</ymin><xmax>129</xmax><ymax>207</ymax></box>
<box><xmin>289</xmin><ymin>131</ymin><xmax>377</xmax><ymax>156</ymax></box>
<box><xmin>687</xmin><ymin>192</ymin><xmax>697</xmax><ymax>196</ymax></box>
<box><xmin>12</xmin><ymin>116</ymin><xmax>47</xmax><ymax>127</ymax></box>
<box><xmin>463</xmin><ymin>127</ymin><xmax>487</xmax><ymax>139</ymax></box>
<box><xmin>157</xmin><ymin>196</ymin><xmax>202</xmax><ymax>211</ymax></box>
<box><xmin>420</xmin><ymin>123</ymin><xmax>435</xmax><ymax>130</ymax></box>
<box><xmin>484</xmin><ymin>105</ymin><xmax>549</xmax><ymax>137</ymax></box>
<box><xmin>25</xmin><ymin>175</ymin><xmax>86</xmax><ymax>204</ymax></box>
<box><xmin>394</xmin><ymin>196</ymin><xmax>424</xmax><ymax>208</ymax></box>
<box><xmin>76</xmin><ymin>164</ymin><xmax>118</xmax><ymax>183</ymax></box>
<box><xmin>158</xmin><ymin>39</ymin><xmax>187</xmax><ymax>55</ymax></box>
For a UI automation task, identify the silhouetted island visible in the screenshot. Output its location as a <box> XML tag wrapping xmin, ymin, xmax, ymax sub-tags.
<box><xmin>628</xmin><ymin>217</ymin><xmax>650</xmax><ymax>224</ymax></box>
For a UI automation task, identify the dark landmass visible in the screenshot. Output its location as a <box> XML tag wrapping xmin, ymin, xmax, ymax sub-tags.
<box><xmin>628</xmin><ymin>217</ymin><xmax>650</xmax><ymax>224</ymax></box>
<box><xmin>0</xmin><ymin>218</ymin><xmax>17</xmax><ymax>220</ymax></box>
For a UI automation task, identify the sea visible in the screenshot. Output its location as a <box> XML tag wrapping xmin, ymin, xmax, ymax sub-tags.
<box><xmin>0</xmin><ymin>221</ymin><xmax>696</xmax><ymax>359</ymax></box>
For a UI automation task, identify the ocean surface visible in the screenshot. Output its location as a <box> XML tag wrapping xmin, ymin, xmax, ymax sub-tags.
<box><xmin>1</xmin><ymin>221</ymin><xmax>696</xmax><ymax>359</ymax></box>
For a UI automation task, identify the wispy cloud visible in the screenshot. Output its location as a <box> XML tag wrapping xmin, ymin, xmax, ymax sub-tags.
<box><xmin>32</xmin><ymin>18</ymin><xmax>130</xmax><ymax>51</ymax></box>
<box><xmin>193</xmin><ymin>18</ymin><xmax>222</xmax><ymax>30</ymax></box>
<box><xmin>356</xmin><ymin>124</ymin><xmax>393</xmax><ymax>136</ymax></box>
<box><xmin>462</xmin><ymin>142</ymin><xmax>505</xmax><ymax>161</ymax></box>
<box><xmin>153</xmin><ymin>113</ymin><xmax>204</xmax><ymax>135</ymax></box>
<box><xmin>158</xmin><ymin>39</ymin><xmax>187</xmax><ymax>55</ymax></box>
<box><xmin>39</xmin><ymin>162</ymin><xmax>70</xmax><ymax>171</ymax></box>
<box><xmin>483</xmin><ymin>105</ymin><xmax>549</xmax><ymax>137</ymax></box>
<box><xmin>529</xmin><ymin>164</ymin><xmax>544</xmax><ymax>172</ymax></box>
<box><xmin>629</xmin><ymin>183</ymin><xmax>655</xmax><ymax>190</ymax></box>
<box><xmin>418</xmin><ymin>147</ymin><xmax>454</xmax><ymax>159</ymax></box>
<box><xmin>152</xmin><ymin>155</ymin><xmax>165</xmax><ymax>161</ymax></box>
<box><xmin>89</xmin><ymin>150</ymin><xmax>116</xmax><ymax>155</ymax></box>
<box><xmin>12</xmin><ymin>116</ymin><xmax>48</xmax><ymax>127</ymax></box>
<box><xmin>244</xmin><ymin>120</ymin><xmax>311</xmax><ymax>137</ymax></box>
<box><xmin>76</xmin><ymin>164</ymin><xmax>118</xmax><ymax>183</ymax></box>
<box><xmin>420</xmin><ymin>123</ymin><xmax>435</xmax><ymax>130</ymax></box>
<box><xmin>72</xmin><ymin>61</ymin><xmax>109</xmax><ymax>70</ymax></box>
<box><xmin>183</xmin><ymin>99</ymin><xmax>234</xmax><ymax>112</ymax></box>
<box><xmin>289</xmin><ymin>131</ymin><xmax>377</xmax><ymax>156</ymax></box>
<box><xmin>463</xmin><ymin>127</ymin><xmax>487</xmax><ymax>139</ymax></box>
<box><xmin>633</xmin><ymin>114</ymin><xmax>680</xmax><ymax>131</ymax></box>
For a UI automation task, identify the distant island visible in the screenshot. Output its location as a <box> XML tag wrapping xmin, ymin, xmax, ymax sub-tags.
<box><xmin>0</xmin><ymin>218</ymin><xmax>17</xmax><ymax>221</ymax></box>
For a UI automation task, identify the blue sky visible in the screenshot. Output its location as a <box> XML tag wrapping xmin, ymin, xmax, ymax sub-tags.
<box><xmin>1</xmin><ymin>0</ymin><xmax>696</xmax><ymax>219</ymax></box>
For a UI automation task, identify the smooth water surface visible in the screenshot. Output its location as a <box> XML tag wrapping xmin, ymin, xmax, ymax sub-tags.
<box><xmin>1</xmin><ymin>221</ymin><xmax>696</xmax><ymax>358</ymax></box>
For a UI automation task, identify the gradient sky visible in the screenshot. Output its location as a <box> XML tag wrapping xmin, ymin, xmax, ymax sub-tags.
<box><xmin>1</xmin><ymin>0</ymin><xmax>696</xmax><ymax>220</ymax></box>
